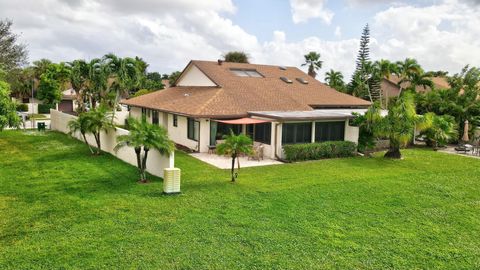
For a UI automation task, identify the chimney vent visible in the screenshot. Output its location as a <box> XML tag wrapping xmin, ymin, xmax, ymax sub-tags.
<box><xmin>218</xmin><ymin>59</ymin><xmax>223</xmax><ymax>65</ymax></box>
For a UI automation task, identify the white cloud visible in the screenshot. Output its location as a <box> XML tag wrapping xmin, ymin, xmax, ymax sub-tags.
<box><xmin>1</xmin><ymin>0</ymin><xmax>478</xmax><ymax>83</ymax></box>
<box><xmin>371</xmin><ymin>0</ymin><xmax>480</xmax><ymax>74</ymax></box>
<box><xmin>289</xmin><ymin>0</ymin><xmax>334</xmax><ymax>24</ymax></box>
<box><xmin>334</xmin><ymin>26</ymin><xmax>342</xmax><ymax>38</ymax></box>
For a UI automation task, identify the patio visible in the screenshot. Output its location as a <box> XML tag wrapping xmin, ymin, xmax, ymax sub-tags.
<box><xmin>438</xmin><ymin>147</ymin><xmax>480</xmax><ymax>159</ymax></box>
<box><xmin>190</xmin><ymin>152</ymin><xmax>283</xmax><ymax>169</ymax></box>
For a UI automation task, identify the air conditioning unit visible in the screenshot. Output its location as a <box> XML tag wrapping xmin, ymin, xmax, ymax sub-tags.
<box><xmin>163</xmin><ymin>168</ymin><xmax>181</xmax><ymax>194</ymax></box>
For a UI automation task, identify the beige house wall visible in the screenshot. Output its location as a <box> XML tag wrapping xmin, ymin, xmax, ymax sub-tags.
<box><xmin>176</xmin><ymin>65</ymin><xmax>216</xmax><ymax>87</ymax></box>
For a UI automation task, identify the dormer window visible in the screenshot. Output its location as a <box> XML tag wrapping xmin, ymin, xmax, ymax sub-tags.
<box><xmin>230</xmin><ymin>68</ymin><xmax>263</xmax><ymax>78</ymax></box>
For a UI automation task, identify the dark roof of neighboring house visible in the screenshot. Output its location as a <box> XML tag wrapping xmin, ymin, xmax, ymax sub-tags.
<box><xmin>121</xmin><ymin>60</ymin><xmax>371</xmax><ymax>118</ymax></box>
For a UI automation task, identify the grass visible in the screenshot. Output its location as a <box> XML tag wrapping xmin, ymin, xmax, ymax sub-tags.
<box><xmin>27</xmin><ymin>114</ymin><xmax>49</xmax><ymax>120</ymax></box>
<box><xmin>1</xmin><ymin>130</ymin><xmax>480</xmax><ymax>269</ymax></box>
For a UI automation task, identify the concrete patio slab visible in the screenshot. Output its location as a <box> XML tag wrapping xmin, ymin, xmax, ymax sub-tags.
<box><xmin>438</xmin><ymin>146</ymin><xmax>480</xmax><ymax>159</ymax></box>
<box><xmin>190</xmin><ymin>152</ymin><xmax>283</xmax><ymax>169</ymax></box>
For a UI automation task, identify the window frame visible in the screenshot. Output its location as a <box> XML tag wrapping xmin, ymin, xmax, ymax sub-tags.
<box><xmin>187</xmin><ymin>117</ymin><xmax>200</xmax><ymax>142</ymax></box>
<box><xmin>173</xmin><ymin>114</ymin><xmax>178</xmax><ymax>127</ymax></box>
<box><xmin>314</xmin><ymin>121</ymin><xmax>345</xmax><ymax>142</ymax></box>
<box><xmin>152</xmin><ymin>110</ymin><xmax>159</xmax><ymax>125</ymax></box>
<box><xmin>281</xmin><ymin>122</ymin><xmax>312</xmax><ymax>145</ymax></box>
<box><xmin>254</xmin><ymin>123</ymin><xmax>272</xmax><ymax>144</ymax></box>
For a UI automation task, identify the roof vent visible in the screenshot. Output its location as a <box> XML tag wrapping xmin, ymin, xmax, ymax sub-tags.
<box><xmin>279</xmin><ymin>66</ymin><xmax>287</xmax><ymax>70</ymax></box>
<box><xmin>280</xmin><ymin>76</ymin><xmax>293</xmax><ymax>84</ymax></box>
<box><xmin>217</xmin><ymin>59</ymin><xmax>223</xmax><ymax>65</ymax></box>
<box><xmin>296</xmin><ymin>78</ymin><xmax>309</xmax><ymax>84</ymax></box>
<box><xmin>184</xmin><ymin>93</ymin><xmax>190</xmax><ymax>97</ymax></box>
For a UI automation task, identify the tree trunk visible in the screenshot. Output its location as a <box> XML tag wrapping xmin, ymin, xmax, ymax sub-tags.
<box><xmin>141</xmin><ymin>147</ymin><xmax>149</xmax><ymax>183</ymax></box>
<box><xmin>134</xmin><ymin>147</ymin><xmax>142</xmax><ymax>181</ymax></box>
<box><xmin>231</xmin><ymin>154</ymin><xmax>236</xmax><ymax>182</ymax></box>
<box><xmin>384</xmin><ymin>145</ymin><xmax>402</xmax><ymax>159</ymax></box>
<box><xmin>94</xmin><ymin>132</ymin><xmax>101</xmax><ymax>155</ymax></box>
<box><xmin>81</xmin><ymin>132</ymin><xmax>94</xmax><ymax>154</ymax></box>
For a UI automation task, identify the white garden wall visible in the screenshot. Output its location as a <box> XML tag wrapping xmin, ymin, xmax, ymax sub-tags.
<box><xmin>50</xmin><ymin>109</ymin><xmax>174</xmax><ymax>178</ymax></box>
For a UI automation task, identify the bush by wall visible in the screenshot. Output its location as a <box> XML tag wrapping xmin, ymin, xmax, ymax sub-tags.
<box><xmin>17</xmin><ymin>103</ymin><xmax>28</xmax><ymax>112</ymax></box>
<box><xmin>283</xmin><ymin>141</ymin><xmax>357</xmax><ymax>162</ymax></box>
<box><xmin>38</xmin><ymin>104</ymin><xmax>54</xmax><ymax>114</ymax></box>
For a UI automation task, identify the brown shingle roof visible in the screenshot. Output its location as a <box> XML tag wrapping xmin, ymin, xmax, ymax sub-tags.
<box><xmin>383</xmin><ymin>75</ymin><xmax>451</xmax><ymax>94</ymax></box>
<box><xmin>122</xmin><ymin>60</ymin><xmax>371</xmax><ymax>118</ymax></box>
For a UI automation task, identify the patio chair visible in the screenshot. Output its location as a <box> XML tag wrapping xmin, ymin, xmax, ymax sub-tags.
<box><xmin>248</xmin><ymin>145</ymin><xmax>264</xmax><ymax>161</ymax></box>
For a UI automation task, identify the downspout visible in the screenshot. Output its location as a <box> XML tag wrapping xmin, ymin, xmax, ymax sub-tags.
<box><xmin>197</xmin><ymin>119</ymin><xmax>201</xmax><ymax>152</ymax></box>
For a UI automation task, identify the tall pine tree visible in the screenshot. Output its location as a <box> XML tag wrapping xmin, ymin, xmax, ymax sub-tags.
<box><xmin>348</xmin><ymin>24</ymin><xmax>382</xmax><ymax>103</ymax></box>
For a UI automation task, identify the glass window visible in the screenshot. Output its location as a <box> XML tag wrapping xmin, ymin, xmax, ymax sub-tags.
<box><xmin>254</xmin><ymin>123</ymin><xmax>271</xmax><ymax>144</ymax></box>
<box><xmin>215</xmin><ymin>122</ymin><xmax>242</xmax><ymax>140</ymax></box>
<box><xmin>230</xmin><ymin>69</ymin><xmax>263</xmax><ymax>77</ymax></box>
<box><xmin>173</xmin><ymin>115</ymin><xmax>178</xmax><ymax>127</ymax></box>
<box><xmin>282</xmin><ymin>123</ymin><xmax>312</xmax><ymax>144</ymax></box>
<box><xmin>152</xmin><ymin>111</ymin><xmax>159</xmax><ymax>125</ymax></box>
<box><xmin>187</xmin><ymin>118</ymin><xmax>199</xmax><ymax>141</ymax></box>
<box><xmin>315</xmin><ymin>121</ymin><xmax>345</xmax><ymax>142</ymax></box>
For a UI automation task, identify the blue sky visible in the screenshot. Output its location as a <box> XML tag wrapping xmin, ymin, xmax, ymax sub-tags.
<box><xmin>0</xmin><ymin>0</ymin><xmax>479</xmax><ymax>80</ymax></box>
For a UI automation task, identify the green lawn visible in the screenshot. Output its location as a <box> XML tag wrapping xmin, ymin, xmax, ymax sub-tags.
<box><xmin>1</xmin><ymin>130</ymin><xmax>480</xmax><ymax>269</ymax></box>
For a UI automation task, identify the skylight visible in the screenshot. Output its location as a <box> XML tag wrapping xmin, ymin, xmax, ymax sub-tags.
<box><xmin>230</xmin><ymin>69</ymin><xmax>263</xmax><ymax>78</ymax></box>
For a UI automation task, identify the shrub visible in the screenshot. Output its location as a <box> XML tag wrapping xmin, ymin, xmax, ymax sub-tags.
<box><xmin>283</xmin><ymin>141</ymin><xmax>357</xmax><ymax>162</ymax></box>
<box><xmin>38</xmin><ymin>104</ymin><xmax>54</xmax><ymax>114</ymax></box>
<box><xmin>17</xmin><ymin>103</ymin><xmax>28</xmax><ymax>112</ymax></box>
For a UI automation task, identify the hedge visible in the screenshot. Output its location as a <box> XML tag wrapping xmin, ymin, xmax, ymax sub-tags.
<box><xmin>17</xmin><ymin>103</ymin><xmax>28</xmax><ymax>112</ymax></box>
<box><xmin>283</xmin><ymin>141</ymin><xmax>357</xmax><ymax>162</ymax></box>
<box><xmin>38</xmin><ymin>104</ymin><xmax>54</xmax><ymax>114</ymax></box>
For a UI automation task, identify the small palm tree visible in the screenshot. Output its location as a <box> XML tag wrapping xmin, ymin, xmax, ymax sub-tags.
<box><xmin>115</xmin><ymin>117</ymin><xmax>175</xmax><ymax>183</ymax></box>
<box><xmin>67</xmin><ymin>113</ymin><xmax>94</xmax><ymax>154</ymax></box>
<box><xmin>325</xmin><ymin>69</ymin><xmax>345</xmax><ymax>91</ymax></box>
<box><xmin>422</xmin><ymin>113</ymin><xmax>458</xmax><ymax>149</ymax></box>
<box><xmin>302</xmin><ymin>52</ymin><xmax>323</xmax><ymax>78</ymax></box>
<box><xmin>376</xmin><ymin>93</ymin><xmax>429</xmax><ymax>159</ymax></box>
<box><xmin>216</xmin><ymin>130</ymin><xmax>253</xmax><ymax>182</ymax></box>
<box><xmin>84</xmin><ymin>105</ymin><xmax>115</xmax><ymax>155</ymax></box>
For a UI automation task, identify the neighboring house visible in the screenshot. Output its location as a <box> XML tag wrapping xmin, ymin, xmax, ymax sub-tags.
<box><xmin>12</xmin><ymin>88</ymin><xmax>77</xmax><ymax>114</ymax></box>
<box><xmin>381</xmin><ymin>75</ymin><xmax>450</xmax><ymax>100</ymax></box>
<box><xmin>58</xmin><ymin>89</ymin><xmax>77</xmax><ymax>113</ymax></box>
<box><xmin>122</xmin><ymin>60</ymin><xmax>371</xmax><ymax>159</ymax></box>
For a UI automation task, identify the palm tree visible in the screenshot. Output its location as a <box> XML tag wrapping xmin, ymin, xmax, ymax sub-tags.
<box><xmin>68</xmin><ymin>60</ymin><xmax>90</xmax><ymax>113</ymax></box>
<box><xmin>395</xmin><ymin>58</ymin><xmax>424</xmax><ymax>95</ymax></box>
<box><xmin>103</xmin><ymin>54</ymin><xmax>140</xmax><ymax>119</ymax></box>
<box><xmin>399</xmin><ymin>71</ymin><xmax>434</xmax><ymax>93</ymax></box>
<box><xmin>324</xmin><ymin>69</ymin><xmax>345</xmax><ymax>91</ymax></box>
<box><xmin>422</xmin><ymin>113</ymin><xmax>458</xmax><ymax>149</ymax></box>
<box><xmin>32</xmin><ymin>59</ymin><xmax>53</xmax><ymax>81</ymax></box>
<box><xmin>302</xmin><ymin>52</ymin><xmax>323</xmax><ymax>78</ymax></box>
<box><xmin>375</xmin><ymin>59</ymin><xmax>397</xmax><ymax>108</ymax></box>
<box><xmin>375</xmin><ymin>93</ymin><xmax>429</xmax><ymax>159</ymax></box>
<box><xmin>223</xmin><ymin>51</ymin><xmax>249</xmax><ymax>63</ymax></box>
<box><xmin>115</xmin><ymin>117</ymin><xmax>175</xmax><ymax>183</ymax></box>
<box><xmin>67</xmin><ymin>113</ymin><xmax>94</xmax><ymax>154</ymax></box>
<box><xmin>216</xmin><ymin>130</ymin><xmax>253</xmax><ymax>182</ymax></box>
<box><xmin>84</xmin><ymin>106</ymin><xmax>115</xmax><ymax>154</ymax></box>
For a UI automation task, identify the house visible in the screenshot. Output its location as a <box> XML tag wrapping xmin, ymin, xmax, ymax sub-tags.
<box><xmin>121</xmin><ymin>60</ymin><xmax>371</xmax><ymax>159</ymax></box>
<box><xmin>381</xmin><ymin>75</ymin><xmax>450</xmax><ymax>100</ymax></box>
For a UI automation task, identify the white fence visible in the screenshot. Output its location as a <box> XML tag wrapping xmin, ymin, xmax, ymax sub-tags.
<box><xmin>50</xmin><ymin>109</ymin><xmax>174</xmax><ymax>178</ymax></box>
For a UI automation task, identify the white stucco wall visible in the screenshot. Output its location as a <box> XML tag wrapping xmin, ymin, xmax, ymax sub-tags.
<box><xmin>176</xmin><ymin>65</ymin><xmax>216</xmax><ymax>87</ymax></box>
<box><xmin>50</xmin><ymin>109</ymin><xmax>174</xmax><ymax>178</ymax></box>
<box><xmin>344</xmin><ymin>121</ymin><xmax>360</xmax><ymax>144</ymax></box>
